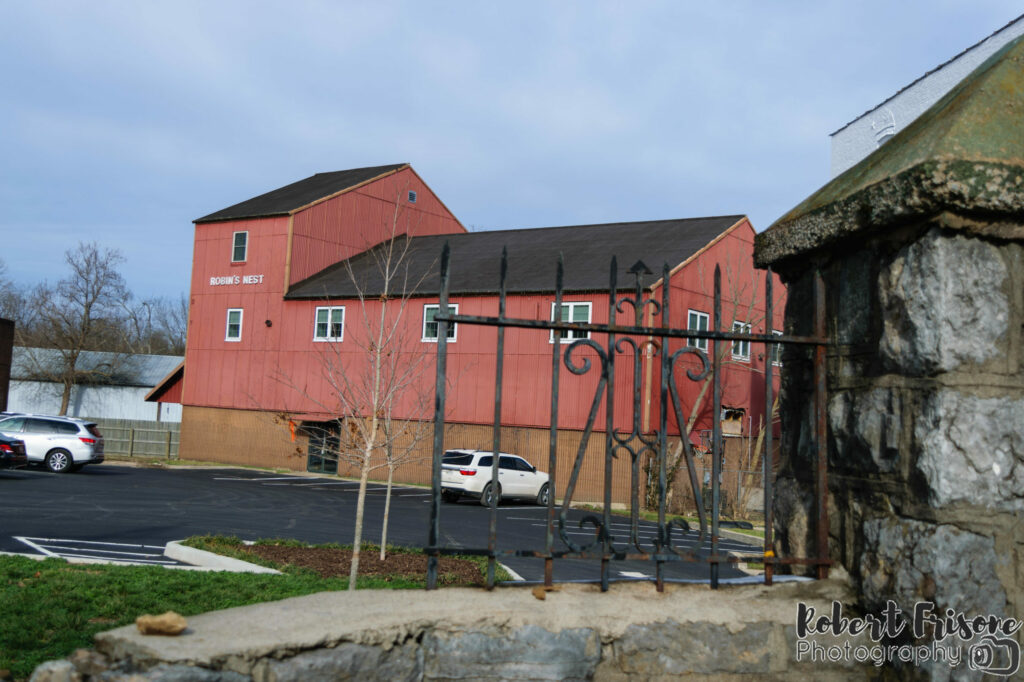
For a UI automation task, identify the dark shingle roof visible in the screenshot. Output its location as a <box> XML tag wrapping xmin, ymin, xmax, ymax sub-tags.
<box><xmin>195</xmin><ymin>164</ymin><xmax>408</xmax><ymax>223</ymax></box>
<box><xmin>285</xmin><ymin>216</ymin><xmax>746</xmax><ymax>299</ymax></box>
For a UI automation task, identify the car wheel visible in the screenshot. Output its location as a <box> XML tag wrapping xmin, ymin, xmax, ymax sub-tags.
<box><xmin>480</xmin><ymin>483</ymin><xmax>501</xmax><ymax>508</ymax></box>
<box><xmin>441</xmin><ymin>490</ymin><xmax>460</xmax><ymax>503</ymax></box>
<box><xmin>536</xmin><ymin>483</ymin><xmax>550</xmax><ymax>506</ymax></box>
<box><xmin>45</xmin><ymin>449</ymin><xmax>73</xmax><ymax>473</ymax></box>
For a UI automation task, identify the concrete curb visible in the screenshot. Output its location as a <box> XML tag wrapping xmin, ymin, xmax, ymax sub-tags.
<box><xmin>164</xmin><ymin>541</ymin><xmax>281</xmax><ymax>574</ymax></box>
<box><xmin>721</xmin><ymin>528</ymin><xmax>765</xmax><ymax>546</ymax></box>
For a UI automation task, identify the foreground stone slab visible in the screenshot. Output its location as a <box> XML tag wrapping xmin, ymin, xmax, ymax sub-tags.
<box><xmin>82</xmin><ymin>580</ymin><xmax>870</xmax><ymax>680</ymax></box>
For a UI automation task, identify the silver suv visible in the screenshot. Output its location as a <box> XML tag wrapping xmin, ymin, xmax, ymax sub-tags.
<box><xmin>0</xmin><ymin>414</ymin><xmax>105</xmax><ymax>473</ymax></box>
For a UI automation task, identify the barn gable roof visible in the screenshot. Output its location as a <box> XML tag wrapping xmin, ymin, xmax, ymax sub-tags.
<box><xmin>285</xmin><ymin>215</ymin><xmax>747</xmax><ymax>299</ymax></box>
<box><xmin>195</xmin><ymin>164</ymin><xmax>409</xmax><ymax>224</ymax></box>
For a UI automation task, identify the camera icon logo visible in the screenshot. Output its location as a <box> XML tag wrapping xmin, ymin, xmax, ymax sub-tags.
<box><xmin>967</xmin><ymin>635</ymin><xmax>1020</xmax><ymax>676</ymax></box>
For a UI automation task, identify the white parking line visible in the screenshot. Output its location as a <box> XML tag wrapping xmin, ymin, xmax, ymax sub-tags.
<box><xmin>13</xmin><ymin>536</ymin><xmax>57</xmax><ymax>557</ymax></box>
<box><xmin>618</xmin><ymin>571</ymin><xmax>651</xmax><ymax>578</ymax></box>
<box><xmin>16</xmin><ymin>537</ymin><xmax>165</xmax><ymax>550</ymax></box>
<box><xmin>213</xmin><ymin>476</ymin><xmax>305</xmax><ymax>481</ymax></box>
<box><xmin>14</xmin><ymin>536</ymin><xmax>180</xmax><ymax>566</ymax></box>
<box><xmin>45</xmin><ymin>545</ymin><xmax>165</xmax><ymax>559</ymax></box>
<box><xmin>63</xmin><ymin>554</ymin><xmax>177</xmax><ymax>565</ymax></box>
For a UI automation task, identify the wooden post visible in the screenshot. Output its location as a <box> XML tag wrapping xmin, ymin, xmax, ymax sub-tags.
<box><xmin>128</xmin><ymin>428</ymin><xmax>135</xmax><ymax>458</ymax></box>
<box><xmin>166</xmin><ymin>431</ymin><xmax>172</xmax><ymax>459</ymax></box>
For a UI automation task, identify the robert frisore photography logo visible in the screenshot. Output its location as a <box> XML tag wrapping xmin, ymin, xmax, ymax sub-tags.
<box><xmin>794</xmin><ymin>600</ymin><xmax>1022</xmax><ymax>676</ymax></box>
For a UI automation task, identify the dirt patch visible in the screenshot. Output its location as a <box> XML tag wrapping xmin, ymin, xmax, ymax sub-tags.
<box><xmin>241</xmin><ymin>544</ymin><xmax>485</xmax><ymax>586</ymax></box>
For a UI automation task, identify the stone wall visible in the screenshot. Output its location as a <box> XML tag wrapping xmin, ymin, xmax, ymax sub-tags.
<box><xmin>768</xmin><ymin>219</ymin><xmax>1023</xmax><ymax>680</ymax></box>
<box><xmin>30</xmin><ymin>581</ymin><xmax>876</xmax><ymax>682</ymax></box>
<box><xmin>756</xmin><ymin>34</ymin><xmax>1024</xmax><ymax>680</ymax></box>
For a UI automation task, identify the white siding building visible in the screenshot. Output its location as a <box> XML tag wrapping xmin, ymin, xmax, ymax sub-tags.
<box><xmin>9</xmin><ymin>348</ymin><xmax>183</xmax><ymax>422</ymax></box>
<box><xmin>830</xmin><ymin>14</ymin><xmax>1024</xmax><ymax>177</ymax></box>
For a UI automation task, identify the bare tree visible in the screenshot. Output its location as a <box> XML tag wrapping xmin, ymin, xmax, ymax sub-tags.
<box><xmin>277</xmin><ymin>191</ymin><xmax>438</xmax><ymax>589</ymax></box>
<box><xmin>648</xmin><ymin>255</ymin><xmax>786</xmax><ymax>513</ymax></box>
<box><xmin>0</xmin><ymin>259</ymin><xmax>27</xmax><ymax>323</ymax></box>
<box><xmin>16</xmin><ymin>243</ymin><xmax>131</xmax><ymax>414</ymax></box>
<box><xmin>120</xmin><ymin>294</ymin><xmax>188</xmax><ymax>355</ymax></box>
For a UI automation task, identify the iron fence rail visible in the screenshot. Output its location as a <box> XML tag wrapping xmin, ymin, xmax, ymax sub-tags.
<box><xmin>426</xmin><ymin>243</ymin><xmax>831</xmax><ymax>591</ymax></box>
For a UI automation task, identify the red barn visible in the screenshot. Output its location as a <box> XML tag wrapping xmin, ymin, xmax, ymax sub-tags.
<box><xmin>162</xmin><ymin>164</ymin><xmax>783</xmax><ymax>504</ymax></box>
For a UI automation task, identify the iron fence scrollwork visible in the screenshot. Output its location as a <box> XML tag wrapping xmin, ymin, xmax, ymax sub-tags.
<box><xmin>426</xmin><ymin>243</ymin><xmax>831</xmax><ymax>591</ymax></box>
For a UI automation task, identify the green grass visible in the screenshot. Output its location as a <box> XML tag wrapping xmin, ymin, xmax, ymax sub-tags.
<box><xmin>1</xmin><ymin>537</ymin><xmax>503</xmax><ymax>680</ymax></box>
<box><xmin>0</xmin><ymin>555</ymin><xmax>352</xmax><ymax>679</ymax></box>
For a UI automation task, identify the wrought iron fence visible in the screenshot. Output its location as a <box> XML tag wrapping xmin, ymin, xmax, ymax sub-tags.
<box><xmin>426</xmin><ymin>244</ymin><xmax>830</xmax><ymax>591</ymax></box>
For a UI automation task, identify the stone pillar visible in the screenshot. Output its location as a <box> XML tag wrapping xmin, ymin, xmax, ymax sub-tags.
<box><xmin>756</xmin><ymin>34</ymin><xmax>1023</xmax><ymax>678</ymax></box>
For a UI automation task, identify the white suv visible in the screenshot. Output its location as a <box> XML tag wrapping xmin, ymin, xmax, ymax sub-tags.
<box><xmin>0</xmin><ymin>414</ymin><xmax>105</xmax><ymax>473</ymax></box>
<box><xmin>441</xmin><ymin>449</ymin><xmax>550</xmax><ymax>507</ymax></box>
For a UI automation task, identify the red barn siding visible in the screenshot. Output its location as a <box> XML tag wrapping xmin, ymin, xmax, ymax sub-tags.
<box><xmin>288</xmin><ymin>167</ymin><xmax>465</xmax><ymax>286</ymax></box>
<box><xmin>181</xmin><ymin>170</ymin><xmax>784</xmax><ymax>501</ymax></box>
<box><xmin>185</xmin><ymin>215</ymin><xmax>783</xmax><ymax>440</ymax></box>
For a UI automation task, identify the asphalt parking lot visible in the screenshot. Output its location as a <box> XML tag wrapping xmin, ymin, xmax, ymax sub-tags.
<box><xmin>0</xmin><ymin>463</ymin><xmax>759</xmax><ymax>584</ymax></box>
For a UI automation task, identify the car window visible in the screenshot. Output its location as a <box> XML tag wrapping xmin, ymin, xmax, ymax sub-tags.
<box><xmin>477</xmin><ymin>455</ymin><xmax>493</xmax><ymax>468</ymax></box>
<box><xmin>0</xmin><ymin>417</ymin><xmax>25</xmax><ymax>432</ymax></box>
<box><xmin>442</xmin><ymin>452</ymin><xmax>473</xmax><ymax>466</ymax></box>
<box><xmin>498</xmin><ymin>456</ymin><xmax>518</xmax><ymax>470</ymax></box>
<box><xmin>513</xmin><ymin>458</ymin><xmax>534</xmax><ymax>472</ymax></box>
<box><xmin>55</xmin><ymin>422</ymin><xmax>79</xmax><ymax>435</ymax></box>
<box><xmin>26</xmin><ymin>418</ymin><xmax>62</xmax><ymax>434</ymax></box>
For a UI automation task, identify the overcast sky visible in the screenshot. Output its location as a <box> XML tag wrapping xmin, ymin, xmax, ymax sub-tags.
<box><xmin>2</xmin><ymin>2</ymin><xmax>1020</xmax><ymax>300</ymax></box>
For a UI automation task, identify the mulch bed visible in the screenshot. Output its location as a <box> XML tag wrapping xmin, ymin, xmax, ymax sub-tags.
<box><xmin>240</xmin><ymin>544</ymin><xmax>485</xmax><ymax>586</ymax></box>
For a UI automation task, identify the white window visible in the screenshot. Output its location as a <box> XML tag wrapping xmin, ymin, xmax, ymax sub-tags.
<box><xmin>423</xmin><ymin>303</ymin><xmax>458</xmax><ymax>342</ymax></box>
<box><xmin>550</xmin><ymin>301</ymin><xmax>592</xmax><ymax>343</ymax></box>
<box><xmin>687</xmin><ymin>310</ymin><xmax>709</xmax><ymax>351</ymax></box>
<box><xmin>313</xmin><ymin>306</ymin><xmax>345</xmax><ymax>341</ymax></box>
<box><xmin>232</xmin><ymin>231</ymin><xmax>248</xmax><ymax>263</ymax></box>
<box><xmin>225</xmin><ymin>308</ymin><xmax>243</xmax><ymax>341</ymax></box>
<box><xmin>770</xmin><ymin>330</ymin><xmax>783</xmax><ymax>366</ymax></box>
<box><xmin>731</xmin><ymin>321</ymin><xmax>751</xmax><ymax>360</ymax></box>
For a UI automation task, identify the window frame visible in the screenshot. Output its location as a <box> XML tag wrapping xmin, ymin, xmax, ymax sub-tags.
<box><xmin>225</xmin><ymin>308</ymin><xmax>243</xmax><ymax>342</ymax></box>
<box><xmin>231</xmin><ymin>231</ymin><xmax>248</xmax><ymax>263</ymax></box>
<box><xmin>422</xmin><ymin>303</ymin><xmax>458</xmax><ymax>342</ymax></box>
<box><xmin>687</xmin><ymin>309</ymin><xmax>709</xmax><ymax>351</ymax></box>
<box><xmin>731</xmin><ymin>320</ymin><xmax>751</xmax><ymax>360</ymax></box>
<box><xmin>313</xmin><ymin>306</ymin><xmax>345</xmax><ymax>342</ymax></box>
<box><xmin>770</xmin><ymin>329</ymin><xmax>783</xmax><ymax>366</ymax></box>
<box><xmin>549</xmin><ymin>301</ymin><xmax>592</xmax><ymax>344</ymax></box>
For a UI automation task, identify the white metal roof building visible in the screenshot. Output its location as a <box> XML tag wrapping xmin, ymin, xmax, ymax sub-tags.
<box><xmin>829</xmin><ymin>13</ymin><xmax>1024</xmax><ymax>178</ymax></box>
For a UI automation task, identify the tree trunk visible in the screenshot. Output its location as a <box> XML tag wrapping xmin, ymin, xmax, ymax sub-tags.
<box><xmin>348</xmin><ymin>460</ymin><xmax>371</xmax><ymax>591</ymax></box>
<box><xmin>59</xmin><ymin>380</ymin><xmax>72</xmax><ymax>416</ymax></box>
<box><xmin>380</xmin><ymin>464</ymin><xmax>394</xmax><ymax>561</ymax></box>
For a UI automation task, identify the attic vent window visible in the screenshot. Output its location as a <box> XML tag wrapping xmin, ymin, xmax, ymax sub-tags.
<box><xmin>408</xmin><ymin>191</ymin><xmax>417</xmax><ymax>203</ymax></box>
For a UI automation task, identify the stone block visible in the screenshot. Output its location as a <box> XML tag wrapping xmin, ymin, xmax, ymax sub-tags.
<box><xmin>879</xmin><ymin>229</ymin><xmax>1009</xmax><ymax>374</ymax></box>
<box><xmin>859</xmin><ymin>515</ymin><xmax>1006</xmax><ymax>620</ymax></box>
<box><xmin>257</xmin><ymin>642</ymin><xmax>420</xmax><ymax>682</ymax></box>
<box><xmin>422</xmin><ymin>625</ymin><xmax>600</xmax><ymax>681</ymax></box>
<box><xmin>611</xmin><ymin>621</ymin><xmax>778</xmax><ymax>675</ymax></box>
<box><xmin>835</xmin><ymin>250</ymin><xmax>874</xmax><ymax>345</ymax></box>
<box><xmin>772</xmin><ymin>476</ymin><xmax>816</xmax><ymax>576</ymax></box>
<box><xmin>829</xmin><ymin>388</ymin><xmax>901</xmax><ymax>474</ymax></box>
<box><xmin>28</xmin><ymin>660</ymin><xmax>79</xmax><ymax>682</ymax></box>
<box><xmin>95</xmin><ymin>665</ymin><xmax>250</xmax><ymax>681</ymax></box>
<box><xmin>914</xmin><ymin>389</ymin><xmax>1024</xmax><ymax>511</ymax></box>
